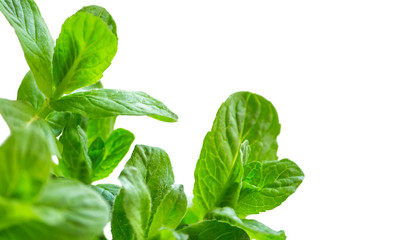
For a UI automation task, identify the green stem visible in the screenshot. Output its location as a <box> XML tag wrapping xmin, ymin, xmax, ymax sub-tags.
<box><xmin>38</xmin><ymin>98</ymin><xmax>53</xmax><ymax>118</ymax></box>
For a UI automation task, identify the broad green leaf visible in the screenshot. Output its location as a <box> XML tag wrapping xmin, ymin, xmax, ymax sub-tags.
<box><xmin>242</xmin><ymin>161</ymin><xmax>262</xmax><ymax>186</ymax></box>
<box><xmin>111</xmin><ymin>167</ymin><xmax>151</xmax><ymax>240</ymax></box>
<box><xmin>125</xmin><ymin>145</ymin><xmax>175</xmax><ymax>216</ymax></box>
<box><xmin>92</xmin><ymin>128</ymin><xmax>135</xmax><ymax>181</ymax></box>
<box><xmin>149</xmin><ymin>228</ymin><xmax>188</xmax><ymax>240</ymax></box>
<box><xmin>180</xmin><ymin>220</ymin><xmax>250</xmax><ymax>240</ymax></box>
<box><xmin>59</xmin><ymin>115</ymin><xmax>92</xmax><ymax>183</ymax></box>
<box><xmin>0</xmin><ymin>0</ymin><xmax>54</xmax><ymax>96</ymax></box>
<box><xmin>0</xmin><ymin>99</ymin><xmax>59</xmax><ymax>156</ymax></box>
<box><xmin>87</xmin><ymin>116</ymin><xmax>117</xmax><ymax>145</ymax></box>
<box><xmin>236</xmin><ymin>159</ymin><xmax>304</xmax><ymax>217</ymax></box>
<box><xmin>192</xmin><ymin>92</ymin><xmax>280</xmax><ymax>219</ymax></box>
<box><xmin>0</xmin><ymin>197</ymin><xmax>34</xmax><ymax>230</ymax></box>
<box><xmin>51</xmin><ymin>89</ymin><xmax>178</xmax><ymax>122</ymax></box>
<box><xmin>207</xmin><ymin>207</ymin><xmax>286</xmax><ymax>240</ymax></box>
<box><xmin>0</xmin><ymin>127</ymin><xmax>51</xmax><ymax>201</ymax></box>
<box><xmin>78</xmin><ymin>5</ymin><xmax>117</xmax><ymax>37</ymax></box>
<box><xmin>148</xmin><ymin>185</ymin><xmax>187</xmax><ymax>238</ymax></box>
<box><xmin>45</xmin><ymin>111</ymin><xmax>70</xmax><ymax>136</ymax></box>
<box><xmin>17</xmin><ymin>71</ymin><xmax>45</xmax><ymax>112</ymax></box>
<box><xmin>90</xmin><ymin>184</ymin><xmax>121</xmax><ymax>210</ymax></box>
<box><xmin>52</xmin><ymin>12</ymin><xmax>117</xmax><ymax>96</ymax></box>
<box><xmin>0</xmin><ymin>179</ymin><xmax>110</xmax><ymax>240</ymax></box>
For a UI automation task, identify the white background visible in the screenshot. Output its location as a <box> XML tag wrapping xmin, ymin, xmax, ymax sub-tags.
<box><xmin>1</xmin><ymin>1</ymin><xmax>410</xmax><ymax>239</ymax></box>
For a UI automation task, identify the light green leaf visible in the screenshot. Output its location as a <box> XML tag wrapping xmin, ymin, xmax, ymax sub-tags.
<box><xmin>148</xmin><ymin>185</ymin><xmax>187</xmax><ymax>238</ymax></box>
<box><xmin>87</xmin><ymin>116</ymin><xmax>117</xmax><ymax>145</ymax></box>
<box><xmin>207</xmin><ymin>207</ymin><xmax>286</xmax><ymax>240</ymax></box>
<box><xmin>50</xmin><ymin>89</ymin><xmax>178</xmax><ymax>122</ymax></box>
<box><xmin>92</xmin><ymin>128</ymin><xmax>135</xmax><ymax>181</ymax></box>
<box><xmin>0</xmin><ymin>99</ymin><xmax>59</xmax><ymax>156</ymax></box>
<box><xmin>59</xmin><ymin>115</ymin><xmax>92</xmax><ymax>183</ymax></box>
<box><xmin>180</xmin><ymin>220</ymin><xmax>250</xmax><ymax>240</ymax></box>
<box><xmin>192</xmin><ymin>92</ymin><xmax>281</xmax><ymax>219</ymax></box>
<box><xmin>125</xmin><ymin>145</ymin><xmax>175</xmax><ymax>216</ymax></box>
<box><xmin>52</xmin><ymin>12</ymin><xmax>117</xmax><ymax>96</ymax></box>
<box><xmin>90</xmin><ymin>184</ymin><xmax>121</xmax><ymax>210</ymax></box>
<box><xmin>236</xmin><ymin>159</ymin><xmax>304</xmax><ymax>217</ymax></box>
<box><xmin>17</xmin><ymin>71</ymin><xmax>45</xmax><ymax>112</ymax></box>
<box><xmin>0</xmin><ymin>0</ymin><xmax>54</xmax><ymax>96</ymax></box>
<box><xmin>112</xmin><ymin>167</ymin><xmax>151</xmax><ymax>240</ymax></box>
<box><xmin>149</xmin><ymin>228</ymin><xmax>188</xmax><ymax>240</ymax></box>
<box><xmin>0</xmin><ymin>179</ymin><xmax>110</xmax><ymax>240</ymax></box>
<box><xmin>0</xmin><ymin>127</ymin><xmax>51</xmax><ymax>201</ymax></box>
<box><xmin>78</xmin><ymin>5</ymin><xmax>117</xmax><ymax>37</ymax></box>
<box><xmin>45</xmin><ymin>111</ymin><xmax>70</xmax><ymax>136</ymax></box>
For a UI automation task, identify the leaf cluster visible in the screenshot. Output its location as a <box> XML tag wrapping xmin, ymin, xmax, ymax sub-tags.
<box><xmin>0</xmin><ymin>1</ymin><xmax>304</xmax><ymax>239</ymax></box>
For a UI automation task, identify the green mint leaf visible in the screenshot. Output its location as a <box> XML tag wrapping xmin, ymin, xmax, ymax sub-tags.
<box><xmin>45</xmin><ymin>111</ymin><xmax>70</xmax><ymax>136</ymax></box>
<box><xmin>0</xmin><ymin>127</ymin><xmax>51</xmax><ymax>201</ymax></box>
<box><xmin>0</xmin><ymin>179</ymin><xmax>109</xmax><ymax>240</ymax></box>
<box><xmin>0</xmin><ymin>99</ymin><xmax>60</xmax><ymax>156</ymax></box>
<box><xmin>236</xmin><ymin>159</ymin><xmax>304</xmax><ymax>217</ymax></box>
<box><xmin>50</xmin><ymin>89</ymin><xmax>178</xmax><ymax>122</ymax></box>
<box><xmin>90</xmin><ymin>184</ymin><xmax>121</xmax><ymax>210</ymax></box>
<box><xmin>52</xmin><ymin>12</ymin><xmax>117</xmax><ymax>96</ymax></box>
<box><xmin>78</xmin><ymin>5</ymin><xmax>117</xmax><ymax>37</ymax></box>
<box><xmin>180</xmin><ymin>220</ymin><xmax>250</xmax><ymax>240</ymax></box>
<box><xmin>112</xmin><ymin>167</ymin><xmax>152</xmax><ymax>240</ymax></box>
<box><xmin>88</xmin><ymin>137</ymin><xmax>106</xmax><ymax>171</ymax></box>
<box><xmin>192</xmin><ymin>92</ymin><xmax>281</xmax><ymax>218</ymax></box>
<box><xmin>92</xmin><ymin>128</ymin><xmax>135</xmax><ymax>181</ymax></box>
<box><xmin>87</xmin><ymin>117</ymin><xmax>117</xmax><ymax>145</ymax></box>
<box><xmin>207</xmin><ymin>207</ymin><xmax>286</xmax><ymax>240</ymax></box>
<box><xmin>59</xmin><ymin>115</ymin><xmax>93</xmax><ymax>183</ymax></box>
<box><xmin>148</xmin><ymin>185</ymin><xmax>187</xmax><ymax>238</ymax></box>
<box><xmin>125</xmin><ymin>145</ymin><xmax>175</xmax><ymax>216</ymax></box>
<box><xmin>0</xmin><ymin>0</ymin><xmax>54</xmax><ymax>97</ymax></box>
<box><xmin>17</xmin><ymin>71</ymin><xmax>45</xmax><ymax>112</ymax></box>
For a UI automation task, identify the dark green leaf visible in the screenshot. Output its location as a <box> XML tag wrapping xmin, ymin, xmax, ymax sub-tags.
<box><xmin>192</xmin><ymin>92</ymin><xmax>281</xmax><ymax>219</ymax></box>
<box><xmin>50</xmin><ymin>89</ymin><xmax>178</xmax><ymax>122</ymax></box>
<box><xmin>59</xmin><ymin>115</ymin><xmax>92</xmax><ymax>183</ymax></box>
<box><xmin>148</xmin><ymin>185</ymin><xmax>187</xmax><ymax>238</ymax></box>
<box><xmin>0</xmin><ymin>127</ymin><xmax>51</xmax><ymax>201</ymax></box>
<box><xmin>0</xmin><ymin>99</ymin><xmax>59</xmax><ymax>156</ymax></box>
<box><xmin>0</xmin><ymin>0</ymin><xmax>54</xmax><ymax>96</ymax></box>
<box><xmin>78</xmin><ymin>5</ymin><xmax>117</xmax><ymax>37</ymax></box>
<box><xmin>111</xmin><ymin>193</ymin><xmax>135</xmax><ymax>240</ymax></box>
<box><xmin>45</xmin><ymin>111</ymin><xmax>70</xmax><ymax>136</ymax></box>
<box><xmin>92</xmin><ymin>128</ymin><xmax>134</xmax><ymax>181</ymax></box>
<box><xmin>207</xmin><ymin>207</ymin><xmax>286</xmax><ymax>240</ymax></box>
<box><xmin>52</xmin><ymin>12</ymin><xmax>117</xmax><ymax>96</ymax></box>
<box><xmin>17</xmin><ymin>71</ymin><xmax>45</xmax><ymax>112</ymax></box>
<box><xmin>180</xmin><ymin>220</ymin><xmax>250</xmax><ymax>240</ymax></box>
<box><xmin>237</xmin><ymin>159</ymin><xmax>304</xmax><ymax>217</ymax></box>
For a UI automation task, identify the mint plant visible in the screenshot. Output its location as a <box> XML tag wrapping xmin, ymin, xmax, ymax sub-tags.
<box><xmin>0</xmin><ymin>0</ymin><xmax>304</xmax><ymax>239</ymax></box>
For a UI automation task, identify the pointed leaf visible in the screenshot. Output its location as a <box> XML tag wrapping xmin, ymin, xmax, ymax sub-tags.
<box><xmin>0</xmin><ymin>0</ymin><xmax>54</xmax><ymax>96</ymax></box>
<box><xmin>52</xmin><ymin>12</ymin><xmax>117</xmax><ymax>96</ymax></box>
<box><xmin>51</xmin><ymin>89</ymin><xmax>178</xmax><ymax>122</ymax></box>
<box><xmin>236</xmin><ymin>159</ymin><xmax>304</xmax><ymax>217</ymax></box>
<box><xmin>92</xmin><ymin>128</ymin><xmax>135</xmax><ymax>181</ymax></box>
